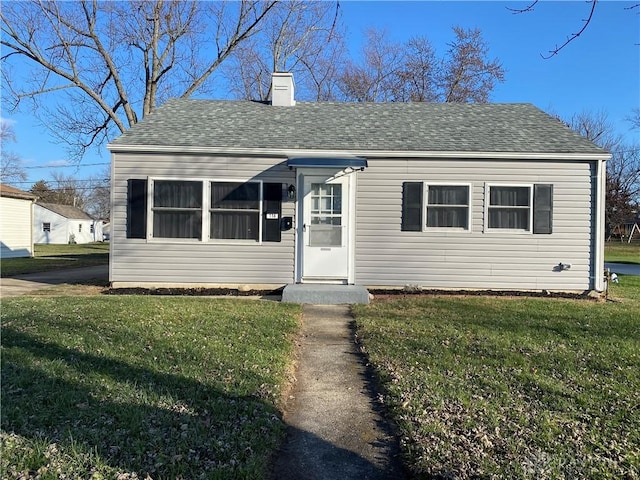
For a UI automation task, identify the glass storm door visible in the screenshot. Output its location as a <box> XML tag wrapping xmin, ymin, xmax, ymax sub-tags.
<box><xmin>301</xmin><ymin>174</ymin><xmax>349</xmax><ymax>280</ymax></box>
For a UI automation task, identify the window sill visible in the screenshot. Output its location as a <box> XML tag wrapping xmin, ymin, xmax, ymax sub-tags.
<box><xmin>424</xmin><ymin>227</ymin><xmax>471</xmax><ymax>233</ymax></box>
<box><xmin>484</xmin><ymin>228</ymin><xmax>532</xmax><ymax>234</ymax></box>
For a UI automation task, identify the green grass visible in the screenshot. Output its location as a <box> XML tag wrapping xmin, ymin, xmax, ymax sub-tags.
<box><xmin>353</xmin><ymin>279</ymin><xmax>640</xmax><ymax>479</ymax></box>
<box><xmin>1</xmin><ymin>297</ymin><xmax>301</xmax><ymax>479</ymax></box>
<box><xmin>1</xmin><ymin>243</ymin><xmax>109</xmax><ymax>277</ymax></box>
<box><xmin>605</xmin><ymin>242</ymin><xmax>640</xmax><ymax>264</ymax></box>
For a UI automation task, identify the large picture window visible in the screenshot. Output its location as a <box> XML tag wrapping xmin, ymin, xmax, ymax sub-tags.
<box><xmin>426</xmin><ymin>185</ymin><xmax>470</xmax><ymax>229</ymax></box>
<box><xmin>152</xmin><ymin>180</ymin><xmax>203</xmax><ymax>239</ymax></box>
<box><xmin>210</xmin><ymin>182</ymin><xmax>261</xmax><ymax>241</ymax></box>
<box><xmin>487</xmin><ymin>185</ymin><xmax>531</xmax><ymax>231</ymax></box>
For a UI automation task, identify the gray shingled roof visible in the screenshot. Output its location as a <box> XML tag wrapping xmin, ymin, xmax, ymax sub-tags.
<box><xmin>110</xmin><ymin>100</ymin><xmax>607</xmax><ymax>155</ymax></box>
<box><xmin>37</xmin><ymin>202</ymin><xmax>94</xmax><ymax>220</ymax></box>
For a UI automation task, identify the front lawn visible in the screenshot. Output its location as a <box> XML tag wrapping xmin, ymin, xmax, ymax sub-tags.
<box><xmin>1</xmin><ymin>243</ymin><xmax>109</xmax><ymax>277</ymax></box>
<box><xmin>1</xmin><ymin>297</ymin><xmax>301</xmax><ymax>479</ymax></box>
<box><xmin>353</xmin><ymin>279</ymin><xmax>640</xmax><ymax>479</ymax></box>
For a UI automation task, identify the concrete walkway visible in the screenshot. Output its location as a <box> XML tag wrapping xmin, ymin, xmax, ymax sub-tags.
<box><xmin>0</xmin><ymin>265</ymin><xmax>108</xmax><ymax>297</ymax></box>
<box><xmin>273</xmin><ymin>305</ymin><xmax>405</xmax><ymax>480</ymax></box>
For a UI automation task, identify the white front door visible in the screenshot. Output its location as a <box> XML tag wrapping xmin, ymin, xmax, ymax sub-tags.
<box><xmin>301</xmin><ymin>174</ymin><xmax>350</xmax><ymax>281</ymax></box>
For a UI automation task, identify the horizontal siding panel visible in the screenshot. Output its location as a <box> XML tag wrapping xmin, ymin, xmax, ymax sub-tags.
<box><xmin>356</xmin><ymin>158</ymin><xmax>595</xmax><ymax>290</ymax></box>
<box><xmin>111</xmin><ymin>153</ymin><xmax>295</xmax><ymax>285</ymax></box>
<box><xmin>111</xmin><ymin>153</ymin><xmax>597</xmax><ymax>290</ymax></box>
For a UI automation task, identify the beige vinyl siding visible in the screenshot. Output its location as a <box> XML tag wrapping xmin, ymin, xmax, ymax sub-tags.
<box><xmin>111</xmin><ymin>153</ymin><xmax>295</xmax><ymax>286</ymax></box>
<box><xmin>355</xmin><ymin>158</ymin><xmax>595</xmax><ymax>291</ymax></box>
<box><xmin>0</xmin><ymin>196</ymin><xmax>34</xmax><ymax>258</ymax></box>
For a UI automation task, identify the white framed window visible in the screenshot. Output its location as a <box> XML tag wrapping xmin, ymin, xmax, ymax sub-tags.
<box><xmin>150</xmin><ymin>179</ymin><xmax>203</xmax><ymax>239</ymax></box>
<box><xmin>145</xmin><ymin>178</ymin><xmax>270</xmax><ymax>243</ymax></box>
<box><xmin>425</xmin><ymin>184</ymin><xmax>471</xmax><ymax>230</ymax></box>
<box><xmin>78</xmin><ymin>224</ymin><xmax>83</xmax><ymax>233</ymax></box>
<box><xmin>486</xmin><ymin>184</ymin><xmax>533</xmax><ymax>232</ymax></box>
<box><xmin>210</xmin><ymin>181</ymin><xmax>262</xmax><ymax>241</ymax></box>
<box><xmin>42</xmin><ymin>222</ymin><xmax>51</xmax><ymax>232</ymax></box>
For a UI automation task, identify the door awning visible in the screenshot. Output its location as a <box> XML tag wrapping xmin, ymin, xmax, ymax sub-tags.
<box><xmin>286</xmin><ymin>157</ymin><xmax>368</xmax><ymax>170</ymax></box>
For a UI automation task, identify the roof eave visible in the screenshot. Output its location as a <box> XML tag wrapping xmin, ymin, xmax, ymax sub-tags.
<box><xmin>107</xmin><ymin>144</ymin><xmax>611</xmax><ymax>161</ymax></box>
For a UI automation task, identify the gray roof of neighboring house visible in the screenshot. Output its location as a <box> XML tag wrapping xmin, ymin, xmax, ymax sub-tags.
<box><xmin>37</xmin><ymin>202</ymin><xmax>94</xmax><ymax>220</ymax></box>
<box><xmin>109</xmin><ymin>99</ymin><xmax>608</xmax><ymax>155</ymax></box>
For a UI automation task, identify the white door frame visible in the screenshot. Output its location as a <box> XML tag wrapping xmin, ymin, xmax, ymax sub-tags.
<box><xmin>294</xmin><ymin>168</ymin><xmax>357</xmax><ymax>284</ymax></box>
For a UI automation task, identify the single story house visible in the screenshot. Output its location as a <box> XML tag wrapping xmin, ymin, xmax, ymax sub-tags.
<box><xmin>34</xmin><ymin>202</ymin><xmax>104</xmax><ymax>244</ymax></box>
<box><xmin>107</xmin><ymin>73</ymin><xmax>610</xmax><ymax>294</ymax></box>
<box><xmin>0</xmin><ymin>184</ymin><xmax>37</xmax><ymax>258</ymax></box>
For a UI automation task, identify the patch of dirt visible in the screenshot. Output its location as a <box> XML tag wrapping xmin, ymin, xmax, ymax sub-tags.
<box><xmin>368</xmin><ymin>288</ymin><xmax>600</xmax><ymax>302</ymax></box>
<box><xmin>106</xmin><ymin>287</ymin><xmax>284</xmax><ymax>297</ymax></box>
<box><xmin>31</xmin><ymin>284</ymin><xmax>109</xmax><ymax>296</ymax></box>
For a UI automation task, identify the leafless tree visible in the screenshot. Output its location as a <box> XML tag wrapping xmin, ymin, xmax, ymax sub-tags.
<box><xmin>1</xmin><ymin>1</ymin><xmax>278</xmax><ymax>160</ymax></box>
<box><xmin>394</xmin><ymin>36</ymin><xmax>439</xmax><ymax>102</ymax></box>
<box><xmin>439</xmin><ymin>27</ymin><xmax>505</xmax><ymax>103</ymax></box>
<box><xmin>567</xmin><ymin>110</ymin><xmax>640</xmax><ymax>236</ymax></box>
<box><xmin>606</xmin><ymin>146</ymin><xmax>640</xmax><ymax>236</ymax></box>
<box><xmin>568</xmin><ymin>110</ymin><xmax>623</xmax><ymax>153</ymax></box>
<box><xmin>337</xmin><ymin>29</ymin><xmax>404</xmax><ymax>102</ymax></box>
<box><xmin>338</xmin><ymin>26</ymin><xmax>504</xmax><ymax>103</ymax></box>
<box><xmin>627</xmin><ymin>108</ymin><xmax>640</xmax><ymax>130</ymax></box>
<box><xmin>31</xmin><ymin>172</ymin><xmax>90</xmax><ymax>208</ymax></box>
<box><xmin>87</xmin><ymin>166</ymin><xmax>111</xmax><ymax>219</ymax></box>
<box><xmin>0</xmin><ymin>119</ymin><xmax>27</xmax><ymax>184</ymax></box>
<box><xmin>225</xmin><ymin>1</ymin><xmax>345</xmax><ymax>102</ymax></box>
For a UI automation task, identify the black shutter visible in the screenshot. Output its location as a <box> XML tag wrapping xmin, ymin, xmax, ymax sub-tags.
<box><xmin>401</xmin><ymin>182</ymin><xmax>423</xmax><ymax>231</ymax></box>
<box><xmin>533</xmin><ymin>184</ymin><xmax>553</xmax><ymax>234</ymax></box>
<box><xmin>127</xmin><ymin>179</ymin><xmax>147</xmax><ymax>239</ymax></box>
<box><xmin>262</xmin><ymin>182</ymin><xmax>282</xmax><ymax>242</ymax></box>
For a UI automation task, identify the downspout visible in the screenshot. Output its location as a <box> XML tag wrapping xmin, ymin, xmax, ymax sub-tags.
<box><xmin>594</xmin><ymin>158</ymin><xmax>606</xmax><ymax>292</ymax></box>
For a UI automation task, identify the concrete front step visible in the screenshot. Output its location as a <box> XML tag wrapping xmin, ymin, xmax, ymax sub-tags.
<box><xmin>281</xmin><ymin>284</ymin><xmax>370</xmax><ymax>304</ymax></box>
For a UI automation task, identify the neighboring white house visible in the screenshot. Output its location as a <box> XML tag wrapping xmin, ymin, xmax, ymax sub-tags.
<box><xmin>0</xmin><ymin>183</ymin><xmax>37</xmax><ymax>258</ymax></box>
<box><xmin>33</xmin><ymin>202</ymin><xmax>103</xmax><ymax>244</ymax></box>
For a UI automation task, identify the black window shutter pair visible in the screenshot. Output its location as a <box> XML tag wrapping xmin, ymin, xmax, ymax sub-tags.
<box><xmin>126</xmin><ymin>180</ymin><xmax>283</xmax><ymax>241</ymax></box>
<box><xmin>401</xmin><ymin>182</ymin><xmax>554</xmax><ymax>234</ymax></box>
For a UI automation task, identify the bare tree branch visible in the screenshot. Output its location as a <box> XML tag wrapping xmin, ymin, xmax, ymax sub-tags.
<box><xmin>181</xmin><ymin>1</ymin><xmax>278</xmax><ymax>98</ymax></box>
<box><xmin>1</xmin><ymin>1</ymin><xmax>283</xmax><ymax>159</ymax></box>
<box><xmin>507</xmin><ymin>1</ymin><xmax>539</xmax><ymax>14</ymax></box>
<box><xmin>508</xmin><ymin>0</ymin><xmax>604</xmax><ymax>58</ymax></box>
<box><xmin>541</xmin><ymin>0</ymin><xmax>598</xmax><ymax>59</ymax></box>
<box><xmin>338</xmin><ymin>26</ymin><xmax>503</xmax><ymax>104</ymax></box>
<box><xmin>225</xmin><ymin>1</ymin><xmax>345</xmax><ymax>102</ymax></box>
<box><xmin>0</xmin><ymin>120</ymin><xmax>27</xmax><ymax>184</ymax></box>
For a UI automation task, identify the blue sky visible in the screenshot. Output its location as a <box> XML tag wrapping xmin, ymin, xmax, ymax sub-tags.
<box><xmin>2</xmin><ymin>0</ymin><xmax>639</xmax><ymax>188</ymax></box>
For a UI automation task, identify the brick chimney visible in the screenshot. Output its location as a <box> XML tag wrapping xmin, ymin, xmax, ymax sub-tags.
<box><xmin>271</xmin><ymin>72</ymin><xmax>295</xmax><ymax>107</ymax></box>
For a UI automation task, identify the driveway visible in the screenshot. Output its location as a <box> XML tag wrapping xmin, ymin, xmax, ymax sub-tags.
<box><xmin>605</xmin><ymin>263</ymin><xmax>640</xmax><ymax>276</ymax></box>
<box><xmin>0</xmin><ymin>265</ymin><xmax>108</xmax><ymax>297</ymax></box>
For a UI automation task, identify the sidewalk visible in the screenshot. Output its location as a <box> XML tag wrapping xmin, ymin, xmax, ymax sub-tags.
<box><xmin>0</xmin><ymin>265</ymin><xmax>108</xmax><ymax>297</ymax></box>
<box><xmin>273</xmin><ymin>305</ymin><xmax>405</xmax><ymax>480</ymax></box>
